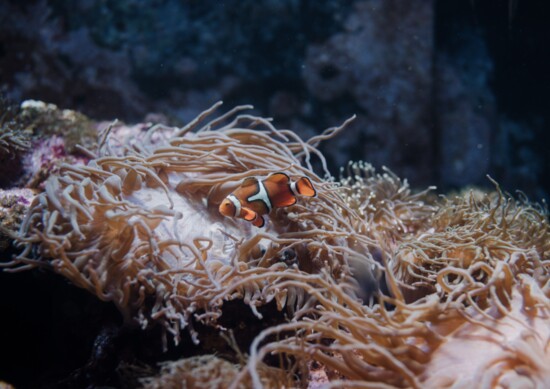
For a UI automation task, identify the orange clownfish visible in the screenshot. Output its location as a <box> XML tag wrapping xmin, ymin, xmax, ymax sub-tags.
<box><xmin>218</xmin><ymin>172</ymin><xmax>316</xmax><ymax>227</ymax></box>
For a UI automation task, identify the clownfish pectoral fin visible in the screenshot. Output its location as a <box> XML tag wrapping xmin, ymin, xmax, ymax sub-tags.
<box><xmin>266</xmin><ymin>172</ymin><xmax>290</xmax><ymax>185</ymax></box>
<box><xmin>295</xmin><ymin>177</ymin><xmax>316</xmax><ymax>197</ymax></box>
<box><xmin>241</xmin><ymin>206</ymin><xmax>257</xmax><ymax>222</ymax></box>
<box><xmin>271</xmin><ymin>191</ymin><xmax>297</xmax><ymax>208</ymax></box>
<box><xmin>252</xmin><ymin>214</ymin><xmax>265</xmax><ymax>228</ymax></box>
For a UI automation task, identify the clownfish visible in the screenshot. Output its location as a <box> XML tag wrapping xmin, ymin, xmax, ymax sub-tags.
<box><xmin>218</xmin><ymin>172</ymin><xmax>316</xmax><ymax>227</ymax></box>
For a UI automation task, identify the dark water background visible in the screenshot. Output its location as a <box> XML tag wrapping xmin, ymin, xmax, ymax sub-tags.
<box><xmin>1</xmin><ymin>0</ymin><xmax>549</xmax><ymax>200</ymax></box>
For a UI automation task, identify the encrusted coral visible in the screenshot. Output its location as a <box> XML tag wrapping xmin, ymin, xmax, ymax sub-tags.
<box><xmin>1</xmin><ymin>99</ymin><xmax>95</xmax><ymax>156</ymax></box>
<box><xmin>0</xmin><ymin>98</ymin><xmax>96</xmax><ymax>188</ymax></box>
<box><xmin>0</xmin><ymin>97</ymin><xmax>31</xmax><ymax>187</ymax></box>
<box><xmin>18</xmin><ymin>100</ymin><xmax>96</xmax><ymax>153</ymax></box>
<box><xmin>0</xmin><ymin>189</ymin><xmax>34</xmax><ymax>251</ymax></box>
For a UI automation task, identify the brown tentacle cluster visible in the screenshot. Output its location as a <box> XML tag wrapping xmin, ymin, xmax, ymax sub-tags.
<box><xmin>235</xmin><ymin>185</ymin><xmax>549</xmax><ymax>388</ymax></box>
<box><xmin>392</xmin><ymin>185</ymin><xmax>550</xmax><ymax>306</ymax></box>
<box><xmin>9</xmin><ymin>103</ymin><xmax>374</xmax><ymax>346</ymax></box>
<box><xmin>7</xmin><ymin>102</ymin><xmax>550</xmax><ymax>387</ymax></box>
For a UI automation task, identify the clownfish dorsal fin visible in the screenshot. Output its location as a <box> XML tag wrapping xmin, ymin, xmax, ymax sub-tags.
<box><xmin>241</xmin><ymin>177</ymin><xmax>257</xmax><ymax>188</ymax></box>
<box><xmin>266</xmin><ymin>172</ymin><xmax>290</xmax><ymax>185</ymax></box>
<box><xmin>241</xmin><ymin>206</ymin><xmax>257</xmax><ymax>221</ymax></box>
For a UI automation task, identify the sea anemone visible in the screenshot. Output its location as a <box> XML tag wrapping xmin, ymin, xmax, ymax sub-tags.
<box><xmin>7</xmin><ymin>102</ymin><xmax>374</xmax><ymax>345</ymax></box>
<box><xmin>391</xmin><ymin>184</ymin><xmax>550</xmax><ymax>303</ymax></box>
<box><xmin>140</xmin><ymin>354</ymin><xmax>290</xmax><ymax>389</ymax></box>
<box><xmin>5</xmin><ymin>102</ymin><xmax>549</xmax><ymax>387</ymax></box>
<box><xmin>237</xmin><ymin>185</ymin><xmax>550</xmax><ymax>388</ymax></box>
<box><xmin>238</xmin><ymin>271</ymin><xmax>549</xmax><ymax>388</ymax></box>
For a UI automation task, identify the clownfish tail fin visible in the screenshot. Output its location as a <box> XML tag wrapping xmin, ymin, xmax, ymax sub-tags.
<box><xmin>295</xmin><ymin>177</ymin><xmax>316</xmax><ymax>197</ymax></box>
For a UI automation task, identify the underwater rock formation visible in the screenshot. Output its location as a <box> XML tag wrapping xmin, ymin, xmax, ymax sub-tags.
<box><xmin>0</xmin><ymin>98</ymin><xmax>95</xmax><ymax>189</ymax></box>
<box><xmin>0</xmin><ymin>1</ymin><xmax>147</xmax><ymax>120</ymax></box>
<box><xmin>303</xmin><ymin>0</ymin><xmax>435</xmax><ymax>183</ymax></box>
<box><xmin>0</xmin><ymin>97</ymin><xmax>31</xmax><ymax>188</ymax></box>
<box><xmin>2</xmin><ymin>102</ymin><xmax>549</xmax><ymax>388</ymax></box>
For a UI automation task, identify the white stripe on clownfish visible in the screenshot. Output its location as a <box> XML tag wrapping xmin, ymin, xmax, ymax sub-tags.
<box><xmin>246</xmin><ymin>179</ymin><xmax>272</xmax><ymax>212</ymax></box>
<box><xmin>289</xmin><ymin>181</ymin><xmax>298</xmax><ymax>196</ymax></box>
<box><xmin>227</xmin><ymin>194</ymin><xmax>241</xmax><ymax>217</ymax></box>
